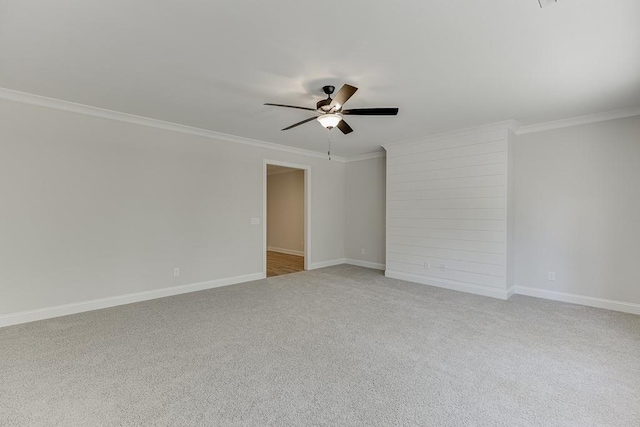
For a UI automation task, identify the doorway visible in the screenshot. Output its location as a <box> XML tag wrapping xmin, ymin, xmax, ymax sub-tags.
<box><xmin>263</xmin><ymin>160</ymin><xmax>310</xmax><ymax>277</ymax></box>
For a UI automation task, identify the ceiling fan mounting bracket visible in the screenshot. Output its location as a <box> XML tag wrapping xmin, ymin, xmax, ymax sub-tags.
<box><xmin>318</xmin><ymin>85</ymin><xmax>335</xmax><ymax>110</ymax></box>
<box><xmin>322</xmin><ymin>85</ymin><xmax>335</xmax><ymax>96</ymax></box>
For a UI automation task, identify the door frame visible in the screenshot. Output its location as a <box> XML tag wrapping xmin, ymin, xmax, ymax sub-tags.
<box><xmin>263</xmin><ymin>159</ymin><xmax>311</xmax><ymax>275</ymax></box>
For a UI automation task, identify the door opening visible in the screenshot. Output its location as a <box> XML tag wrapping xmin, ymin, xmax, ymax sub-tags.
<box><xmin>263</xmin><ymin>160</ymin><xmax>310</xmax><ymax>277</ymax></box>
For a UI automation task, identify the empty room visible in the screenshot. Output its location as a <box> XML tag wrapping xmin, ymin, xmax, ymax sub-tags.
<box><xmin>1</xmin><ymin>1</ymin><xmax>639</xmax><ymax>426</ymax></box>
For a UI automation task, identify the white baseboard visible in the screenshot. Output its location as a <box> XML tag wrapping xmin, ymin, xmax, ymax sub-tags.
<box><xmin>267</xmin><ymin>246</ymin><xmax>305</xmax><ymax>257</ymax></box>
<box><xmin>385</xmin><ymin>270</ymin><xmax>512</xmax><ymax>300</ymax></box>
<box><xmin>345</xmin><ymin>258</ymin><xmax>386</xmax><ymax>271</ymax></box>
<box><xmin>506</xmin><ymin>286</ymin><xmax>515</xmax><ymax>299</ymax></box>
<box><xmin>309</xmin><ymin>258</ymin><xmax>386</xmax><ymax>271</ymax></box>
<box><xmin>309</xmin><ymin>258</ymin><xmax>346</xmax><ymax>270</ymax></box>
<box><xmin>0</xmin><ymin>272</ymin><xmax>265</xmax><ymax>329</ymax></box>
<box><xmin>514</xmin><ymin>286</ymin><xmax>640</xmax><ymax>316</ymax></box>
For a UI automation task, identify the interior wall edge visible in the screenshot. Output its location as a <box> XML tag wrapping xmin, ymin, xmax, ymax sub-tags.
<box><xmin>344</xmin><ymin>156</ymin><xmax>387</xmax><ymax>267</ymax></box>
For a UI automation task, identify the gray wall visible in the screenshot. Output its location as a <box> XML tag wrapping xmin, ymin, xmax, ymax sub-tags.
<box><xmin>0</xmin><ymin>99</ymin><xmax>345</xmax><ymax>316</ymax></box>
<box><xmin>2</xmin><ymin>94</ymin><xmax>638</xmax><ymax>319</ymax></box>
<box><xmin>267</xmin><ymin>170</ymin><xmax>305</xmax><ymax>255</ymax></box>
<box><xmin>345</xmin><ymin>157</ymin><xmax>386</xmax><ymax>267</ymax></box>
<box><xmin>514</xmin><ymin>115</ymin><xmax>640</xmax><ymax>304</ymax></box>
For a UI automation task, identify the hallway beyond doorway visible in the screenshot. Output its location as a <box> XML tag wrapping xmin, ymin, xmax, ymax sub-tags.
<box><xmin>267</xmin><ymin>251</ymin><xmax>304</xmax><ymax>277</ymax></box>
<box><xmin>265</xmin><ymin>161</ymin><xmax>308</xmax><ymax>277</ymax></box>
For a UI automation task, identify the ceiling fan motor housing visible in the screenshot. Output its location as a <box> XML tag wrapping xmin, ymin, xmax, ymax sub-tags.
<box><xmin>316</xmin><ymin>98</ymin><xmax>332</xmax><ymax>111</ymax></box>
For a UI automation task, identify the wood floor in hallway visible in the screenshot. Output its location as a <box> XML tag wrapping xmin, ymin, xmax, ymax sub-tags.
<box><xmin>267</xmin><ymin>251</ymin><xmax>304</xmax><ymax>277</ymax></box>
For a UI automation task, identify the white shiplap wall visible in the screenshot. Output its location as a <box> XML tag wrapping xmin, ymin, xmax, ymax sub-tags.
<box><xmin>383</xmin><ymin>126</ymin><xmax>514</xmax><ymax>299</ymax></box>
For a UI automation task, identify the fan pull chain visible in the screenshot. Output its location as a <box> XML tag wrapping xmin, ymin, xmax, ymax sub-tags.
<box><xmin>327</xmin><ymin>130</ymin><xmax>331</xmax><ymax>160</ymax></box>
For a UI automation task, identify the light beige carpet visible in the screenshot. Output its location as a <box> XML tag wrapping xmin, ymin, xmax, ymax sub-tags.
<box><xmin>1</xmin><ymin>265</ymin><xmax>639</xmax><ymax>426</ymax></box>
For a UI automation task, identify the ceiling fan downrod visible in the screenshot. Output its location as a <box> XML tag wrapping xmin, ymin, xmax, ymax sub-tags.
<box><xmin>317</xmin><ymin>86</ymin><xmax>335</xmax><ymax>112</ymax></box>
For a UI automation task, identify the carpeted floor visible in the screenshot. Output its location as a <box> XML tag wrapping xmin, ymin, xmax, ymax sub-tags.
<box><xmin>1</xmin><ymin>265</ymin><xmax>639</xmax><ymax>426</ymax></box>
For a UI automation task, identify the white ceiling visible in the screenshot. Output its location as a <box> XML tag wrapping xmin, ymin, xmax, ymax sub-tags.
<box><xmin>1</xmin><ymin>0</ymin><xmax>639</xmax><ymax>157</ymax></box>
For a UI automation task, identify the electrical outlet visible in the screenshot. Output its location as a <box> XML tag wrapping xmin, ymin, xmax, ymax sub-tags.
<box><xmin>424</xmin><ymin>261</ymin><xmax>430</xmax><ymax>269</ymax></box>
<box><xmin>547</xmin><ymin>271</ymin><xmax>556</xmax><ymax>281</ymax></box>
<box><xmin>361</xmin><ymin>248</ymin><xmax>366</xmax><ymax>255</ymax></box>
<box><xmin>173</xmin><ymin>268</ymin><xmax>180</xmax><ymax>277</ymax></box>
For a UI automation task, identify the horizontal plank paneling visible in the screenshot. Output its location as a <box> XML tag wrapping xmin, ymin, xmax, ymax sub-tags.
<box><xmin>386</xmin><ymin>128</ymin><xmax>511</xmax><ymax>296</ymax></box>
<box><xmin>388</xmin><ymin>186</ymin><xmax>505</xmax><ymax>201</ymax></box>
<box><xmin>388</xmin><ymin>140</ymin><xmax>506</xmax><ymax>167</ymax></box>
<box><xmin>388</xmin><ymin>243</ymin><xmax>505</xmax><ymax>265</ymax></box>
<box><xmin>389</xmin><ymin>208</ymin><xmax>505</xmax><ymax>220</ymax></box>
<box><xmin>387</xmin><ymin>252</ymin><xmax>505</xmax><ymax>277</ymax></box>
<box><xmin>388</xmin><ymin>129</ymin><xmax>507</xmax><ymax>158</ymax></box>
<box><xmin>388</xmin><ymin>227</ymin><xmax>505</xmax><ymax>243</ymax></box>
<box><xmin>389</xmin><ymin>197</ymin><xmax>506</xmax><ymax>210</ymax></box>
<box><xmin>388</xmin><ymin>163</ymin><xmax>506</xmax><ymax>184</ymax></box>
<box><xmin>387</xmin><ymin>235</ymin><xmax>505</xmax><ymax>254</ymax></box>
<box><xmin>387</xmin><ymin>217</ymin><xmax>506</xmax><ymax>231</ymax></box>
<box><xmin>388</xmin><ymin>151</ymin><xmax>506</xmax><ymax>175</ymax></box>
<box><xmin>388</xmin><ymin>175</ymin><xmax>506</xmax><ymax>192</ymax></box>
<box><xmin>386</xmin><ymin>261</ymin><xmax>506</xmax><ymax>288</ymax></box>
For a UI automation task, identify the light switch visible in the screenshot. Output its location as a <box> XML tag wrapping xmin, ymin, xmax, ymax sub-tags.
<box><xmin>251</xmin><ymin>218</ymin><xmax>260</xmax><ymax>225</ymax></box>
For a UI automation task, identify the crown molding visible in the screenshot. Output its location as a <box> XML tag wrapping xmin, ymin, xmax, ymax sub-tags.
<box><xmin>342</xmin><ymin>151</ymin><xmax>386</xmax><ymax>163</ymax></box>
<box><xmin>381</xmin><ymin>120</ymin><xmax>518</xmax><ymax>150</ymax></box>
<box><xmin>4</xmin><ymin>87</ymin><xmax>639</xmax><ymax>162</ymax></box>
<box><xmin>380</xmin><ymin>105</ymin><xmax>640</xmax><ymax>151</ymax></box>
<box><xmin>0</xmin><ymin>87</ymin><xmax>348</xmax><ymax>162</ymax></box>
<box><xmin>516</xmin><ymin>106</ymin><xmax>640</xmax><ymax>135</ymax></box>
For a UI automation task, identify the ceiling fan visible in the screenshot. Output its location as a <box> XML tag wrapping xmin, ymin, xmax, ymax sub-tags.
<box><xmin>264</xmin><ymin>84</ymin><xmax>399</xmax><ymax>135</ymax></box>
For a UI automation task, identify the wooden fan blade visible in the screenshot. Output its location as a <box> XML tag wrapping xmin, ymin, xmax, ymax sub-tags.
<box><xmin>281</xmin><ymin>116</ymin><xmax>318</xmax><ymax>131</ymax></box>
<box><xmin>337</xmin><ymin>120</ymin><xmax>353</xmax><ymax>135</ymax></box>
<box><xmin>330</xmin><ymin>84</ymin><xmax>358</xmax><ymax>107</ymax></box>
<box><xmin>265</xmin><ymin>103</ymin><xmax>317</xmax><ymax>112</ymax></box>
<box><xmin>342</xmin><ymin>107</ymin><xmax>399</xmax><ymax>116</ymax></box>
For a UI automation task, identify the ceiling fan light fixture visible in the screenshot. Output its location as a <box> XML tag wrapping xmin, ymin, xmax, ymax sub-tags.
<box><xmin>317</xmin><ymin>114</ymin><xmax>342</xmax><ymax>129</ymax></box>
<box><xmin>265</xmin><ymin>83</ymin><xmax>399</xmax><ymax>134</ymax></box>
